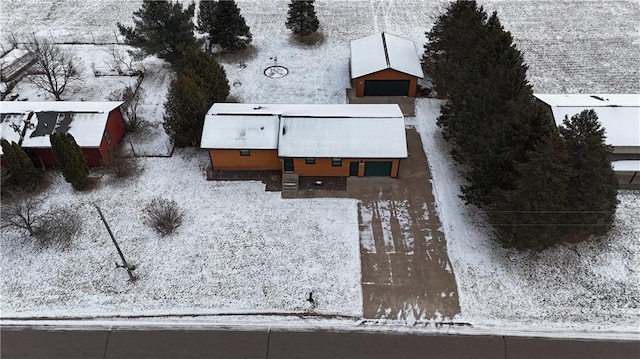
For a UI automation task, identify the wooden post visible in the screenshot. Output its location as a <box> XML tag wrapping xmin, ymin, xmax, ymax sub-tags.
<box><xmin>95</xmin><ymin>205</ymin><xmax>137</xmax><ymax>281</ymax></box>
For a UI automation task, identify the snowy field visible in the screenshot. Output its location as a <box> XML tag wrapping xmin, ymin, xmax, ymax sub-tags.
<box><xmin>1</xmin><ymin>0</ymin><xmax>639</xmax><ymax>332</ymax></box>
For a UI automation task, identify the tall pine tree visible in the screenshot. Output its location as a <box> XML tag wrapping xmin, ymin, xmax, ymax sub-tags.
<box><xmin>163</xmin><ymin>48</ymin><xmax>229</xmax><ymax>147</ymax></box>
<box><xmin>559</xmin><ymin>110</ymin><xmax>618</xmax><ymax>236</ymax></box>
<box><xmin>487</xmin><ymin>132</ymin><xmax>572</xmax><ymax>249</ymax></box>
<box><xmin>118</xmin><ymin>0</ymin><xmax>201</xmax><ymax>65</ymax></box>
<box><xmin>209</xmin><ymin>0</ymin><xmax>252</xmax><ymax>51</ymax></box>
<box><xmin>286</xmin><ymin>0</ymin><xmax>320</xmax><ymax>37</ymax></box>
<box><xmin>50</xmin><ymin>133</ymin><xmax>89</xmax><ymax>190</ymax></box>
<box><xmin>163</xmin><ymin>70</ymin><xmax>211</xmax><ymax>147</ymax></box>
<box><xmin>197</xmin><ymin>0</ymin><xmax>217</xmax><ymax>52</ymax></box>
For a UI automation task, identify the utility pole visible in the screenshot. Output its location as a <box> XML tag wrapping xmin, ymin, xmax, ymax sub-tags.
<box><xmin>95</xmin><ymin>205</ymin><xmax>137</xmax><ymax>281</ymax></box>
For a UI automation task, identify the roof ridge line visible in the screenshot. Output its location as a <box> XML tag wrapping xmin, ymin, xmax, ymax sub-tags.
<box><xmin>381</xmin><ymin>32</ymin><xmax>391</xmax><ymax>68</ymax></box>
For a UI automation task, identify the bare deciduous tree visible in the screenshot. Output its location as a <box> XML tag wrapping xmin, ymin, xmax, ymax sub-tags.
<box><xmin>1</xmin><ymin>191</ymin><xmax>54</xmax><ymax>237</ymax></box>
<box><xmin>1</xmin><ymin>191</ymin><xmax>82</xmax><ymax>248</ymax></box>
<box><xmin>25</xmin><ymin>36</ymin><xmax>84</xmax><ymax>100</ymax></box>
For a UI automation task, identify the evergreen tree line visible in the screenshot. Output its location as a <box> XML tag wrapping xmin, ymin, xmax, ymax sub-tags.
<box><xmin>424</xmin><ymin>1</ymin><xmax>618</xmax><ymax>249</ymax></box>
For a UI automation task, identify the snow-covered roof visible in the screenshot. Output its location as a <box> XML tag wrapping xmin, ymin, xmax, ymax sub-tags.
<box><xmin>201</xmin><ymin>103</ymin><xmax>407</xmax><ymax>158</ymax></box>
<box><xmin>200</xmin><ymin>114</ymin><xmax>280</xmax><ymax>149</ymax></box>
<box><xmin>350</xmin><ymin>32</ymin><xmax>424</xmax><ymax>79</ymax></box>
<box><xmin>206</xmin><ymin>103</ymin><xmax>403</xmax><ymax>118</ymax></box>
<box><xmin>534</xmin><ymin>94</ymin><xmax>640</xmax><ymax>149</ymax></box>
<box><xmin>612</xmin><ymin>160</ymin><xmax>640</xmax><ymax>172</ymax></box>
<box><xmin>0</xmin><ymin>101</ymin><xmax>123</xmax><ymax>154</ymax></box>
<box><xmin>278</xmin><ymin>117</ymin><xmax>407</xmax><ymax>158</ymax></box>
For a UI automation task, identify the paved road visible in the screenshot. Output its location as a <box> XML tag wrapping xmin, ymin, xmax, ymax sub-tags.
<box><xmin>2</xmin><ymin>327</ymin><xmax>638</xmax><ymax>359</ymax></box>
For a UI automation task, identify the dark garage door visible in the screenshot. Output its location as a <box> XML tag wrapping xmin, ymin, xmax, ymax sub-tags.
<box><xmin>364</xmin><ymin>161</ymin><xmax>392</xmax><ymax>176</ymax></box>
<box><xmin>364</xmin><ymin>80</ymin><xmax>410</xmax><ymax>96</ymax></box>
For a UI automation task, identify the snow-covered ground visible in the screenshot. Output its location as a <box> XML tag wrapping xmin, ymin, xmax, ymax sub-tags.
<box><xmin>1</xmin><ymin>0</ymin><xmax>639</xmax><ymax>333</ymax></box>
<box><xmin>1</xmin><ymin>151</ymin><xmax>362</xmax><ymax>318</ymax></box>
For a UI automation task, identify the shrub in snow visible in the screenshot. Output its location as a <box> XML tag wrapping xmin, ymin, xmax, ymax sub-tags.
<box><xmin>142</xmin><ymin>197</ymin><xmax>184</xmax><ymax>236</ymax></box>
<box><xmin>106</xmin><ymin>147</ymin><xmax>142</xmax><ymax>181</ymax></box>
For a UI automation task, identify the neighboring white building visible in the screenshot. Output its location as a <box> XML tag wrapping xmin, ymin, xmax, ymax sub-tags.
<box><xmin>534</xmin><ymin>93</ymin><xmax>640</xmax><ymax>187</ymax></box>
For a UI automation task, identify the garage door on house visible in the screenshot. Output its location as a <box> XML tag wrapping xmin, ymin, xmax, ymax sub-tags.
<box><xmin>364</xmin><ymin>161</ymin><xmax>393</xmax><ymax>176</ymax></box>
<box><xmin>363</xmin><ymin>80</ymin><xmax>410</xmax><ymax>96</ymax></box>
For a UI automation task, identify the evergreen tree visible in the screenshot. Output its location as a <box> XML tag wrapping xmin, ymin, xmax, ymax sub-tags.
<box><xmin>425</xmin><ymin>1</ymin><xmax>554</xmax><ymax>207</ymax></box>
<box><xmin>0</xmin><ymin>140</ymin><xmax>40</xmax><ymax>190</ymax></box>
<box><xmin>197</xmin><ymin>0</ymin><xmax>218</xmax><ymax>52</ymax></box>
<box><xmin>286</xmin><ymin>0</ymin><xmax>320</xmax><ymax>37</ymax></box>
<box><xmin>487</xmin><ymin>133</ymin><xmax>572</xmax><ymax>248</ymax></box>
<box><xmin>117</xmin><ymin>0</ymin><xmax>201</xmax><ymax>65</ymax></box>
<box><xmin>163</xmin><ymin>70</ymin><xmax>211</xmax><ymax>147</ymax></box>
<box><xmin>559</xmin><ymin>110</ymin><xmax>618</xmax><ymax>236</ymax></box>
<box><xmin>50</xmin><ymin>133</ymin><xmax>89</xmax><ymax>190</ymax></box>
<box><xmin>209</xmin><ymin>0</ymin><xmax>252</xmax><ymax>51</ymax></box>
<box><xmin>174</xmin><ymin>47</ymin><xmax>230</xmax><ymax>103</ymax></box>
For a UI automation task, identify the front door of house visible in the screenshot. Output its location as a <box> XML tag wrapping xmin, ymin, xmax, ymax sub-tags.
<box><xmin>349</xmin><ymin>162</ymin><xmax>359</xmax><ymax>176</ymax></box>
<box><xmin>284</xmin><ymin>158</ymin><xmax>294</xmax><ymax>172</ymax></box>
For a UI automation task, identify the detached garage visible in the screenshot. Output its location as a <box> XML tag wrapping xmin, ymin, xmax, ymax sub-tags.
<box><xmin>350</xmin><ymin>32</ymin><xmax>424</xmax><ymax>97</ymax></box>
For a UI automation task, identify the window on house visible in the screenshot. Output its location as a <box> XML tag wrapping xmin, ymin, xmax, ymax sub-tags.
<box><xmin>305</xmin><ymin>157</ymin><xmax>315</xmax><ymax>164</ymax></box>
<box><xmin>332</xmin><ymin>158</ymin><xmax>342</xmax><ymax>167</ymax></box>
<box><xmin>104</xmin><ymin>131</ymin><xmax>112</xmax><ymax>145</ymax></box>
<box><xmin>240</xmin><ymin>150</ymin><xmax>250</xmax><ymax>156</ymax></box>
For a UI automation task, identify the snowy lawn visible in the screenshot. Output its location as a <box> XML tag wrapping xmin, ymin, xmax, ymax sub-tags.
<box><xmin>410</xmin><ymin>99</ymin><xmax>640</xmax><ymax>333</ymax></box>
<box><xmin>1</xmin><ymin>150</ymin><xmax>362</xmax><ymax>318</ymax></box>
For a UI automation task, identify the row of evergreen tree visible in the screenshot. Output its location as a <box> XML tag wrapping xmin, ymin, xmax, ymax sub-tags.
<box><xmin>423</xmin><ymin>1</ymin><xmax>618</xmax><ymax>249</ymax></box>
<box><xmin>2</xmin><ymin>133</ymin><xmax>90</xmax><ymax>191</ymax></box>
<box><xmin>118</xmin><ymin>0</ymin><xmax>320</xmax><ymax>60</ymax></box>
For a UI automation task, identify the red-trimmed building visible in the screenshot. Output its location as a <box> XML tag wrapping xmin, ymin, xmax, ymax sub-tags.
<box><xmin>0</xmin><ymin>101</ymin><xmax>125</xmax><ymax>168</ymax></box>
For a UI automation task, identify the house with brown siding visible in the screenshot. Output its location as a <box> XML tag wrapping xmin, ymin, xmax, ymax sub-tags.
<box><xmin>0</xmin><ymin>101</ymin><xmax>126</xmax><ymax>168</ymax></box>
<box><xmin>201</xmin><ymin>103</ymin><xmax>408</xmax><ymax>178</ymax></box>
<box><xmin>350</xmin><ymin>32</ymin><xmax>424</xmax><ymax>97</ymax></box>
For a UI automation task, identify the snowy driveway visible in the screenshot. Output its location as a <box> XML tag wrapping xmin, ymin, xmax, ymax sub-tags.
<box><xmin>292</xmin><ymin>128</ymin><xmax>460</xmax><ymax>321</ymax></box>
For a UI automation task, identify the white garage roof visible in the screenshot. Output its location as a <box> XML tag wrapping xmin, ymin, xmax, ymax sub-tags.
<box><xmin>534</xmin><ymin>94</ymin><xmax>640</xmax><ymax>149</ymax></box>
<box><xmin>201</xmin><ymin>103</ymin><xmax>407</xmax><ymax>158</ymax></box>
<box><xmin>350</xmin><ymin>32</ymin><xmax>424</xmax><ymax>79</ymax></box>
<box><xmin>0</xmin><ymin>101</ymin><xmax>122</xmax><ymax>155</ymax></box>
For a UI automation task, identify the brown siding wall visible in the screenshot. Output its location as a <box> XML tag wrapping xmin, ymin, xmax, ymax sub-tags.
<box><xmin>210</xmin><ymin>149</ymin><xmax>281</xmax><ymax>170</ymax></box>
<box><xmin>291</xmin><ymin>158</ymin><xmax>351</xmax><ymax>177</ymax></box>
<box><xmin>290</xmin><ymin>158</ymin><xmax>401</xmax><ymax>178</ymax></box>
<box><xmin>354</xmin><ymin>69</ymin><xmax>418</xmax><ymax>97</ymax></box>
